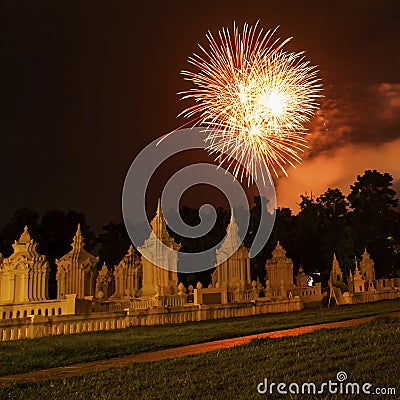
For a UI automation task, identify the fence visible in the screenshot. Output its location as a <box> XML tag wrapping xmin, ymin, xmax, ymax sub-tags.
<box><xmin>0</xmin><ymin>297</ymin><xmax>303</xmax><ymax>341</ymax></box>
<box><xmin>342</xmin><ymin>289</ymin><xmax>400</xmax><ymax>304</ymax></box>
<box><xmin>227</xmin><ymin>290</ymin><xmax>259</xmax><ymax>302</ymax></box>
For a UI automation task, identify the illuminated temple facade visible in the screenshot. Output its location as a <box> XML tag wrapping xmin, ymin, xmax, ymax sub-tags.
<box><xmin>213</xmin><ymin>212</ymin><xmax>251</xmax><ymax>291</ymax></box>
<box><xmin>139</xmin><ymin>200</ymin><xmax>180</xmax><ymax>297</ymax></box>
<box><xmin>0</xmin><ymin>227</ymin><xmax>49</xmax><ymax>303</ymax></box>
<box><xmin>56</xmin><ymin>225</ymin><xmax>99</xmax><ymax>299</ymax></box>
<box><xmin>0</xmin><ymin>201</ymin><xmax>399</xmax><ymax>341</ymax></box>
<box><xmin>328</xmin><ymin>249</ymin><xmax>400</xmax><ymax>305</ymax></box>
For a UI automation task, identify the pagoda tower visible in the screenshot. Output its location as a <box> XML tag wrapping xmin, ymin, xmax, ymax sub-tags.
<box><xmin>111</xmin><ymin>245</ymin><xmax>142</xmax><ymax>298</ymax></box>
<box><xmin>265</xmin><ymin>242</ymin><xmax>295</xmax><ymax>291</ymax></box>
<box><xmin>0</xmin><ymin>226</ymin><xmax>49</xmax><ymax>303</ymax></box>
<box><xmin>139</xmin><ymin>199</ymin><xmax>180</xmax><ymax>297</ymax></box>
<box><xmin>213</xmin><ymin>211</ymin><xmax>251</xmax><ymax>291</ymax></box>
<box><xmin>95</xmin><ymin>263</ymin><xmax>113</xmax><ymax>300</ymax></box>
<box><xmin>295</xmin><ymin>265</ymin><xmax>308</xmax><ymax>288</ymax></box>
<box><xmin>56</xmin><ymin>224</ymin><xmax>99</xmax><ymax>299</ymax></box>
<box><xmin>352</xmin><ymin>262</ymin><xmax>365</xmax><ymax>293</ymax></box>
<box><xmin>359</xmin><ymin>248</ymin><xmax>375</xmax><ymax>282</ymax></box>
<box><xmin>330</xmin><ymin>253</ymin><xmax>344</xmax><ymax>288</ymax></box>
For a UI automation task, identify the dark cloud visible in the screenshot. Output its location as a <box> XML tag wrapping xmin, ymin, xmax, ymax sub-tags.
<box><xmin>306</xmin><ymin>82</ymin><xmax>400</xmax><ymax>157</ymax></box>
<box><xmin>275</xmin><ymin>81</ymin><xmax>400</xmax><ymax>211</ymax></box>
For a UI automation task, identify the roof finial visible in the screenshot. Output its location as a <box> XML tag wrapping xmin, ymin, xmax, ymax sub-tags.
<box><xmin>157</xmin><ymin>198</ymin><xmax>162</xmax><ymax>217</ymax></box>
<box><xmin>18</xmin><ymin>225</ymin><xmax>32</xmax><ymax>243</ymax></box>
<box><xmin>72</xmin><ymin>223</ymin><xmax>84</xmax><ymax>249</ymax></box>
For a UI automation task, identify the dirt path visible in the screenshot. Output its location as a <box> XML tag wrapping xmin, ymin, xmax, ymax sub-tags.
<box><xmin>1</xmin><ymin>311</ymin><xmax>399</xmax><ymax>388</ymax></box>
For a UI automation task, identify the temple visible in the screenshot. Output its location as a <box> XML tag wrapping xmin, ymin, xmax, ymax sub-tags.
<box><xmin>0</xmin><ymin>201</ymin><xmax>399</xmax><ymax>341</ymax></box>
<box><xmin>0</xmin><ymin>227</ymin><xmax>49</xmax><ymax>303</ymax></box>
<box><xmin>329</xmin><ymin>253</ymin><xmax>345</xmax><ymax>290</ymax></box>
<box><xmin>139</xmin><ymin>199</ymin><xmax>180</xmax><ymax>297</ymax></box>
<box><xmin>111</xmin><ymin>245</ymin><xmax>142</xmax><ymax>299</ymax></box>
<box><xmin>96</xmin><ymin>263</ymin><xmax>113</xmax><ymax>300</ymax></box>
<box><xmin>359</xmin><ymin>248</ymin><xmax>376</xmax><ymax>288</ymax></box>
<box><xmin>56</xmin><ymin>224</ymin><xmax>99</xmax><ymax>299</ymax></box>
<box><xmin>213</xmin><ymin>212</ymin><xmax>251</xmax><ymax>291</ymax></box>
<box><xmin>328</xmin><ymin>249</ymin><xmax>399</xmax><ymax>305</ymax></box>
<box><xmin>0</xmin><ymin>227</ymin><xmax>76</xmax><ymax>325</ymax></box>
<box><xmin>265</xmin><ymin>241</ymin><xmax>296</xmax><ymax>294</ymax></box>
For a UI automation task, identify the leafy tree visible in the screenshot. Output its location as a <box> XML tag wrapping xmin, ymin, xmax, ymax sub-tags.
<box><xmin>2</xmin><ymin>169</ymin><xmax>399</xmax><ymax>294</ymax></box>
<box><xmin>38</xmin><ymin>210</ymin><xmax>96</xmax><ymax>260</ymax></box>
<box><xmin>97</xmin><ymin>222</ymin><xmax>132</xmax><ymax>268</ymax></box>
<box><xmin>291</xmin><ymin>189</ymin><xmax>353</xmax><ymax>283</ymax></box>
<box><xmin>38</xmin><ymin>210</ymin><xmax>96</xmax><ymax>298</ymax></box>
<box><xmin>347</xmin><ymin>170</ymin><xmax>399</xmax><ymax>277</ymax></box>
<box><xmin>0</xmin><ymin>207</ymin><xmax>40</xmax><ymax>257</ymax></box>
<box><xmin>317</xmin><ymin>188</ymin><xmax>353</xmax><ymax>277</ymax></box>
<box><xmin>295</xmin><ymin>194</ymin><xmax>325</xmax><ymax>276</ymax></box>
<box><xmin>0</xmin><ymin>208</ymin><xmax>96</xmax><ymax>298</ymax></box>
<box><xmin>318</xmin><ymin>188</ymin><xmax>348</xmax><ymax>220</ymax></box>
<box><xmin>244</xmin><ymin>196</ymin><xmax>276</xmax><ymax>282</ymax></box>
<box><xmin>268</xmin><ymin>207</ymin><xmax>298</xmax><ymax>273</ymax></box>
<box><xmin>173</xmin><ymin>206</ymin><xmax>230</xmax><ymax>287</ymax></box>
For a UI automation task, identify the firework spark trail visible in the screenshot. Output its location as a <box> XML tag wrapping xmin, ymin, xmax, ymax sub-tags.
<box><xmin>179</xmin><ymin>21</ymin><xmax>323</xmax><ymax>184</ymax></box>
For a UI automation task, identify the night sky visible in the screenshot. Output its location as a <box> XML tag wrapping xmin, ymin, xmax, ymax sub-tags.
<box><xmin>1</xmin><ymin>1</ymin><xmax>400</xmax><ymax>231</ymax></box>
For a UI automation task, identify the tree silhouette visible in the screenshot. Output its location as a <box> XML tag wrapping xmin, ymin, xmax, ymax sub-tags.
<box><xmin>97</xmin><ymin>221</ymin><xmax>132</xmax><ymax>268</ymax></box>
<box><xmin>1</xmin><ymin>169</ymin><xmax>399</xmax><ymax>293</ymax></box>
<box><xmin>0</xmin><ymin>207</ymin><xmax>40</xmax><ymax>257</ymax></box>
<box><xmin>317</xmin><ymin>188</ymin><xmax>353</xmax><ymax>277</ymax></box>
<box><xmin>347</xmin><ymin>170</ymin><xmax>399</xmax><ymax>277</ymax></box>
<box><xmin>38</xmin><ymin>210</ymin><xmax>96</xmax><ymax>298</ymax></box>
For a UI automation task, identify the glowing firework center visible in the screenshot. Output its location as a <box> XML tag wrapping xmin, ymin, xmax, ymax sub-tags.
<box><xmin>180</xmin><ymin>22</ymin><xmax>322</xmax><ymax>182</ymax></box>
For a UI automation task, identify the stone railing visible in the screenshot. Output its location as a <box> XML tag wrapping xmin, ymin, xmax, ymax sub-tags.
<box><xmin>128</xmin><ymin>297</ymin><xmax>303</xmax><ymax>327</ymax></box>
<box><xmin>227</xmin><ymin>290</ymin><xmax>259</xmax><ymax>302</ymax></box>
<box><xmin>0</xmin><ymin>297</ymin><xmax>303</xmax><ymax>341</ymax></box>
<box><xmin>342</xmin><ymin>289</ymin><xmax>400</xmax><ymax>305</ymax></box>
<box><xmin>0</xmin><ymin>311</ymin><xmax>128</xmax><ymax>341</ymax></box>
<box><xmin>130</xmin><ymin>298</ymin><xmax>158</xmax><ymax>310</ymax></box>
<box><xmin>375</xmin><ymin>278</ymin><xmax>400</xmax><ymax>290</ymax></box>
<box><xmin>158</xmin><ymin>294</ymin><xmax>187</xmax><ymax>307</ymax></box>
<box><xmin>129</xmin><ymin>295</ymin><xmax>187</xmax><ymax>310</ymax></box>
<box><xmin>106</xmin><ymin>301</ymin><xmax>130</xmax><ymax>312</ymax></box>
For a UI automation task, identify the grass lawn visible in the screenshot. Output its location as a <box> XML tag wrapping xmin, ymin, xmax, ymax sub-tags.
<box><xmin>0</xmin><ymin>299</ymin><xmax>399</xmax><ymax>377</ymax></box>
<box><xmin>2</xmin><ymin>316</ymin><xmax>399</xmax><ymax>400</ymax></box>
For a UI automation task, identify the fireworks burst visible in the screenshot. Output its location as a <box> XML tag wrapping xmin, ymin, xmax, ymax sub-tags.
<box><xmin>179</xmin><ymin>21</ymin><xmax>323</xmax><ymax>184</ymax></box>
